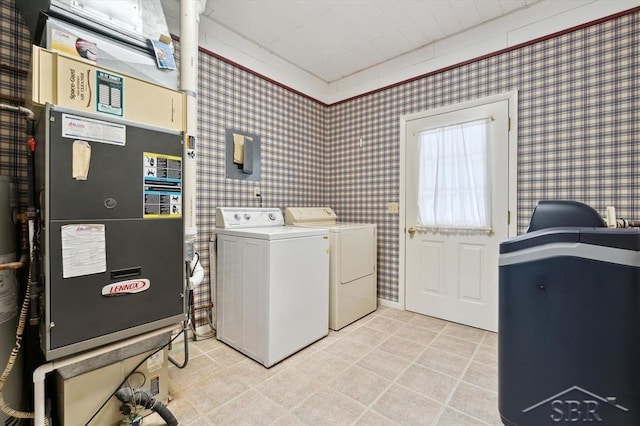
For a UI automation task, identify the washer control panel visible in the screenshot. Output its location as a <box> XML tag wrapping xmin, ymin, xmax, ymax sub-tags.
<box><xmin>216</xmin><ymin>207</ymin><xmax>284</xmax><ymax>228</ymax></box>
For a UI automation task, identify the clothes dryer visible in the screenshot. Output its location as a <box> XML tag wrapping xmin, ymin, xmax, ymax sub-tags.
<box><xmin>284</xmin><ymin>207</ymin><xmax>377</xmax><ymax>330</ymax></box>
<box><xmin>215</xmin><ymin>207</ymin><xmax>329</xmax><ymax>367</ymax></box>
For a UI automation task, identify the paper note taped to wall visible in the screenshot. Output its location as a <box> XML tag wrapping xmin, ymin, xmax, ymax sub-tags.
<box><xmin>61</xmin><ymin>224</ymin><xmax>106</xmax><ymax>278</ymax></box>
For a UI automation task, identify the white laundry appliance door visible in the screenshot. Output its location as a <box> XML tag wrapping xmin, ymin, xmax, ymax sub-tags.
<box><xmin>216</xmin><ymin>232</ymin><xmax>329</xmax><ymax>367</ymax></box>
<box><xmin>216</xmin><ymin>235</ymin><xmax>269</xmax><ymax>363</ymax></box>
<box><xmin>267</xmin><ymin>235</ymin><xmax>329</xmax><ymax>366</ymax></box>
<box><xmin>330</xmin><ymin>226</ymin><xmax>377</xmax><ymax>330</ymax></box>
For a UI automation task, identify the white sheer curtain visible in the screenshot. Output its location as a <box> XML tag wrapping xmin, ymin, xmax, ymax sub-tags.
<box><xmin>417</xmin><ymin>118</ymin><xmax>490</xmax><ymax>229</ymax></box>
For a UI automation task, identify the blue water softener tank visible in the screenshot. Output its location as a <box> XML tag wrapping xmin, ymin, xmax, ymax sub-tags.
<box><xmin>498</xmin><ymin>200</ymin><xmax>640</xmax><ymax>425</ymax></box>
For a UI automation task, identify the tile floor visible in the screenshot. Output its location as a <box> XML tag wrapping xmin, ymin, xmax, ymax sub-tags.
<box><xmin>150</xmin><ymin>306</ymin><xmax>501</xmax><ymax>425</ymax></box>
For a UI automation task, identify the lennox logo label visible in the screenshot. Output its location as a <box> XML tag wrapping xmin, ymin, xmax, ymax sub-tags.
<box><xmin>102</xmin><ymin>279</ymin><xmax>150</xmax><ymax>296</ymax></box>
<box><xmin>522</xmin><ymin>386</ymin><xmax>628</xmax><ymax>423</ymax></box>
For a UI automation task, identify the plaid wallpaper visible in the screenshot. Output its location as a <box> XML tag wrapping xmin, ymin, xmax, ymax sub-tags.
<box><xmin>1</xmin><ymin>0</ymin><xmax>638</xmax><ymax>310</ymax></box>
<box><xmin>0</xmin><ymin>0</ymin><xmax>31</xmax><ymax>204</ymax></box>
<box><xmin>328</xmin><ymin>11</ymin><xmax>639</xmax><ymax>301</ymax></box>
<box><xmin>194</xmin><ymin>54</ymin><xmax>327</xmax><ymax>319</ymax></box>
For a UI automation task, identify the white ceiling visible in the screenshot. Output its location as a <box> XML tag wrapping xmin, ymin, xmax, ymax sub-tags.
<box><xmin>161</xmin><ymin>0</ymin><xmax>541</xmax><ymax>83</ymax></box>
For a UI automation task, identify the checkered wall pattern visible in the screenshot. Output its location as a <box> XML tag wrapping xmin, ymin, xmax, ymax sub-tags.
<box><xmin>1</xmin><ymin>0</ymin><xmax>638</xmax><ymax>309</ymax></box>
<box><xmin>194</xmin><ymin>52</ymin><xmax>328</xmax><ymax>321</ymax></box>
<box><xmin>0</xmin><ymin>0</ymin><xmax>33</xmax><ymax>204</ymax></box>
<box><xmin>327</xmin><ymin>11</ymin><xmax>639</xmax><ymax>301</ymax></box>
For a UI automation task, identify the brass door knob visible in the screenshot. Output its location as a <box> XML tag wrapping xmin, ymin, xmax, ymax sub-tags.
<box><xmin>408</xmin><ymin>227</ymin><xmax>416</xmax><ymax>237</ymax></box>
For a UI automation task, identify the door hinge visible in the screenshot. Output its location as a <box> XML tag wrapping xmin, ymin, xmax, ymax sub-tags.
<box><xmin>508</xmin><ymin>210</ymin><xmax>511</xmax><ymax>225</ymax></box>
<box><xmin>508</xmin><ymin>117</ymin><xmax>511</xmax><ymax>131</ymax></box>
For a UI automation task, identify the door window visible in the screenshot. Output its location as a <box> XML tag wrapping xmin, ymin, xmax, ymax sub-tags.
<box><xmin>417</xmin><ymin>118</ymin><xmax>490</xmax><ymax>229</ymax></box>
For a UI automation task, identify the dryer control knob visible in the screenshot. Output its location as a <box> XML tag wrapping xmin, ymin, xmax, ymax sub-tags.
<box><xmin>268</xmin><ymin>213</ymin><xmax>276</xmax><ymax>220</ymax></box>
<box><xmin>234</xmin><ymin>213</ymin><xmax>242</xmax><ymax>220</ymax></box>
<box><xmin>244</xmin><ymin>214</ymin><xmax>251</xmax><ymax>220</ymax></box>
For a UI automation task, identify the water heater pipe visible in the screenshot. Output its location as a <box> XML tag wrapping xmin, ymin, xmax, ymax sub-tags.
<box><xmin>180</xmin><ymin>0</ymin><xmax>205</xmax><ymax>244</ymax></box>
<box><xmin>0</xmin><ymin>253</ymin><xmax>27</xmax><ymax>270</ymax></box>
<box><xmin>0</xmin><ymin>104</ymin><xmax>34</xmax><ymax>121</ymax></box>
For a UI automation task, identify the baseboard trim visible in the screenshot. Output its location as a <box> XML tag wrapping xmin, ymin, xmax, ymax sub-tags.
<box><xmin>377</xmin><ymin>298</ymin><xmax>402</xmax><ymax>310</ymax></box>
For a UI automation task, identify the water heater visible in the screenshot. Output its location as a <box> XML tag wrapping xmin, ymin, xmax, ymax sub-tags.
<box><xmin>0</xmin><ymin>176</ymin><xmax>23</xmax><ymax>424</ymax></box>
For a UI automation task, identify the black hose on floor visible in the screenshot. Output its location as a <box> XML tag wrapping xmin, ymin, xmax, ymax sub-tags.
<box><xmin>115</xmin><ymin>387</ymin><xmax>178</xmax><ymax>426</ymax></box>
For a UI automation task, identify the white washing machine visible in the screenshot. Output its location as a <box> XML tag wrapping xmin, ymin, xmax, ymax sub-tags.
<box><xmin>284</xmin><ymin>207</ymin><xmax>377</xmax><ymax>330</ymax></box>
<box><xmin>215</xmin><ymin>207</ymin><xmax>329</xmax><ymax>367</ymax></box>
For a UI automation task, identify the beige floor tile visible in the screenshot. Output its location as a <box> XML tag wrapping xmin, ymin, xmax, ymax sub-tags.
<box><xmin>379</xmin><ymin>335</ymin><xmax>427</xmax><ymax>361</ymax></box>
<box><xmin>307</xmin><ymin>331</ymin><xmax>340</xmax><ymax>351</ymax></box>
<box><xmin>294</xmin><ymin>350</ymin><xmax>351</xmax><ymax>383</ymax></box>
<box><xmin>365</xmin><ymin>316</ymin><xmax>406</xmax><ymax>334</ymax></box>
<box><xmin>473</xmin><ymin>345</ymin><xmax>497</xmax><ymax>367</ymax></box>
<box><xmin>379</xmin><ymin>308</ymin><xmax>417</xmax><ymax>323</ymax></box>
<box><xmin>333</xmin><ymin>314</ymin><xmax>372</xmax><ymax>334</ymax></box>
<box><xmin>396</xmin><ymin>364</ymin><xmax>458</xmax><ymax>403</ymax></box>
<box><xmin>482</xmin><ymin>332</ymin><xmax>498</xmax><ymax>348</ymax></box>
<box><xmin>361</xmin><ymin>308</ymin><xmax>383</xmax><ymax>319</ymax></box>
<box><xmin>415</xmin><ymin>348</ymin><xmax>470</xmax><ymax>378</ymax></box>
<box><xmin>168</xmin><ymin>354</ymin><xmax>222</xmax><ymax>390</ymax></box>
<box><xmin>292</xmin><ymin>386</ymin><xmax>366</xmax><ymax>425</ymax></box>
<box><xmin>206</xmin><ymin>390</ymin><xmax>287</xmax><ymax>425</ymax></box>
<box><xmin>346</xmin><ymin>325</ymin><xmax>390</xmax><ymax>346</ymax></box>
<box><xmin>276</xmin><ymin>342</ymin><xmax>319</xmax><ymax>369</ymax></box>
<box><xmin>165</xmin><ymin>311</ymin><xmax>503</xmax><ymax>426</ymax></box>
<box><xmin>336</xmin><ymin>321</ymin><xmax>363</xmax><ymax>334</ymax></box>
<box><xmin>393</xmin><ymin>324</ymin><xmax>438</xmax><ymax>345</ymax></box>
<box><xmin>186</xmin><ymin>368</ymin><xmax>251</xmax><ymax>415</ymax></box>
<box><xmin>144</xmin><ymin>395</ymin><xmax>200</xmax><ymax>425</ymax></box>
<box><xmin>271</xmin><ymin>413</ymin><xmax>305</xmax><ymax>425</ymax></box>
<box><xmin>372</xmin><ymin>305</ymin><xmax>391</xmax><ymax>316</ymax></box>
<box><xmin>179</xmin><ymin>416</ymin><xmax>214</xmax><ymax>426</ymax></box>
<box><xmin>164</xmin><ymin>395</ymin><xmax>197</xmax><ymax>424</ymax></box>
<box><xmin>436</xmin><ymin>407</ymin><xmax>489</xmax><ymax>426</ymax></box>
<box><xmin>205</xmin><ymin>343</ymin><xmax>251</xmax><ymax>367</ymax></box>
<box><xmin>321</xmin><ymin>336</ymin><xmax>373</xmax><ymax>364</ymax></box>
<box><xmin>372</xmin><ymin>384</ymin><xmax>442</xmax><ymax>426</ymax></box>
<box><xmin>441</xmin><ymin>323</ymin><xmax>487</xmax><ymax>343</ymax></box>
<box><xmin>224</xmin><ymin>358</ymin><xmax>280</xmax><ymax>387</ymax></box>
<box><xmin>462</xmin><ymin>362</ymin><xmax>498</xmax><ymax>393</ymax></box>
<box><xmin>256</xmin><ymin>368</ymin><xmax>321</xmax><ymax>410</ymax></box>
<box><xmin>354</xmin><ymin>409</ymin><xmax>398</xmax><ymax>425</ymax></box>
<box><xmin>330</xmin><ymin>365</ymin><xmax>391</xmax><ymax>406</ymax></box>
<box><xmin>408</xmin><ymin>315</ymin><xmax>448</xmax><ymax>332</ymax></box>
<box><xmin>358</xmin><ymin>348</ymin><xmax>412</xmax><ymax>380</ymax></box>
<box><xmin>141</xmin><ymin>414</ymin><xmax>172</xmax><ymax>426</ymax></box>
<box><xmin>187</xmin><ymin>335</ymin><xmax>225</xmax><ymax>354</ymax></box>
<box><xmin>448</xmin><ymin>382</ymin><xmax>501</xmax><ymax>425</ymax></box>
<box><xmin>430</xmin><ymin>334</ymin><xmax>478</xmax><ymax>358</ymax></box>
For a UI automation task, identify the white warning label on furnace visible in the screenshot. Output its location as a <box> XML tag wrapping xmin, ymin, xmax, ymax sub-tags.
<box><xmin>143</xmin><ymin>152</ymin><xmax>182</xmax><ymax>218</ymax></box>
<box><xmin>62</xmin><ymin>114</ymin><xmax>126</xmax><ymax>146</ymax></box>
<box><xmin>147</xmin><ymin>351</ymin><xmax>164</xmax><ymax>373</ymax></box>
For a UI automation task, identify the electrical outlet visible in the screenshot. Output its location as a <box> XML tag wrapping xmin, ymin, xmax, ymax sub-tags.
<box><xmin>387</xmin><ymin>202</ymin><xmax>399</xmax><ymax>213</ymax></box>
<box><xmin>253</xmin><ymin>187</ymin><xmax>261</xmax><ymax>197</ymax></box>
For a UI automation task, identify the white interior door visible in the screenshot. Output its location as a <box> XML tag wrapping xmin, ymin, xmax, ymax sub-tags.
<box><xmin>403</xmin><ymin>96</ymin><xmax>515</xmax><ymax>332</ymax></box>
